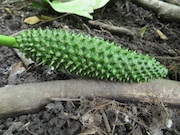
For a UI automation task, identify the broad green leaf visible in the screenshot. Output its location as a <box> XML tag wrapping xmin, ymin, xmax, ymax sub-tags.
<box><xmin>94</xmin><ymin>0</ymin><xmax>110</xmax><ymax>9</ymax></box>
<box><xmin>45</xmin><ymin>0</ymin><xmax>110</xmax><ymax>19</ymax></box>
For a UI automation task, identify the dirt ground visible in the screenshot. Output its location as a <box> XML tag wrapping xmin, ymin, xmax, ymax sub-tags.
<box><xmin>0</xmin><ymin>0</ymin><xmax>180</xmax><ymax>135</ymax></box>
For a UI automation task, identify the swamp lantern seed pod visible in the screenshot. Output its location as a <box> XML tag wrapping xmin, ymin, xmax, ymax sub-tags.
<box><xmin>0</xmin><ymin>28</ymin><xmax>168</xmax><ymax>82</ymax></box>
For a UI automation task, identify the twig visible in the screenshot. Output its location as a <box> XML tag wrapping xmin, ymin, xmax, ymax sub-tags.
<box><xmin>133</xmin><ymin>0</ymin><xmax>180</xmax><ymax>22</ymax></box>
<box><xmin>31</xmin><ymin>13</ymin><xmax>70</xmax><ymax>28</ymax></box>
<box><xmin>88</xmin><ymin>20</ymin><xmax>134</xmax><ymax>37</ymax></box>
<box><xmin>2</xmin><ymin>0</ymin><xmax>26</xmax><ymax>4</ymax></box>
<box><xmin>83</xmin><ymin>102</ymin><xmax>114</xmax><ymax>116</ymax></box>
<box><xmin>155</xmin><ymin>56</ymin><xmax>180</xmax><ymax>60</ymax></box>
<box><xmin>82</xmin><ymin>123</ymin><xmax>108</xmax><ymax>135</ymax></box>
<box><xmin>163</xmin><ymin>0</ymin><xmax>180</xmax><ymax>6</ymax></box>
<box><xmin>114</xmin><ymin>108</ymin><xmax>150</xmax><ymax>130</ymax></box>
<box><xmin>100</xmin><ymin>109</ymin><xmax>112</xmax><ymax>134</ymax></box>
<box><xmin>82</xmin><ymin>23</ymin><xmax>92</xmax><ymax>34</ymax></box>
<box><xmin>127</xmin><ymin>124</ymin><xmax>138</xmax><ymax>135</ymax></box>
<box><xmin>50</xmin><ymin>97</ymin><xmax>81</xmax><ymax>102</ymax></box>
<box><xmin>26</xmin><ymin>126</ymin><xmax>39</xmax><ymax>135</ymax></box>
<box><xmin>111</xmin><ymin>112</ymin><xmax>118</xmax><ymax>135</ymax></box>
<box><xmin>50</xmin><ymin>97</ymin><xmax>81</xmax><ymax>107</ymax></box>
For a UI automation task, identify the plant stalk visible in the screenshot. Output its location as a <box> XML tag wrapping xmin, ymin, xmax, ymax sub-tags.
<box><xmin>0</xmin><ymin>35</ymin><xmax>18</xmax><ymax>48</ymax></box>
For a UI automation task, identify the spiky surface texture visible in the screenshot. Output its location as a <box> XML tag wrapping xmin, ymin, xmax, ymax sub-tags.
<box><xmin>15</xmin><ymin>28</ymin><xmax>168</xmax><ymax>82</ymax></box>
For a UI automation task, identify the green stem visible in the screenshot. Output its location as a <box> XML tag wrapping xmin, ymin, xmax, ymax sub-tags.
<box><xmin>0</xmin><ymin>35</ymin><xmax>18</xmax><ymax>48</ymax></box>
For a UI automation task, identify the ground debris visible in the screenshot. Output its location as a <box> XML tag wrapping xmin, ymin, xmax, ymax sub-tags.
<box><xmin>0</xmin><ymin>98</ymin><xmax>179</xmax><ymax>135</ymax></box>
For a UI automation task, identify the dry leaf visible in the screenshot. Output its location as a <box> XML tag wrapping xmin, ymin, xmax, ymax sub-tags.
<box><xmin>8</xmin><ymin>62</ymin><xmax>25</xmax><ymax>85</ymax></box>
<box><xmin>24</xmin><ymin>16</ymin><xmax>41</xmax><ymax>25</ymax></box>
<box><xmin>156</xmin><ymin>29</ymin><xmax>168</xmax><ymax>40</ymax></box>
<box><xmin>4</xmin><ymin>8</ymin><xmax>12</xmax><ymax>14</ymax></box>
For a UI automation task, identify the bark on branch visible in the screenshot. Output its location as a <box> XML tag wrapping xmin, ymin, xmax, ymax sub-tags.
<box><xmin>133</xmin><ymin>0</ymin><xmax>180</xmax><ymax>21</ymax></box>
<box><xmin>0</xmin><ymin>79</ymin><xmax>179</xmax><ymax>118</ymax></box>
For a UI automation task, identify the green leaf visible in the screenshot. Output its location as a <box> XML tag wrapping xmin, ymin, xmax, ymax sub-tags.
<box><xmin>45</xmin><ymin>0</ymin><xmax>110</xmax><ymax>19</ymax></box>
<box><xmin>93</xmin><ymin>0</ymin><xmax>110</xmax><ymax>9</ymax></box>
<box><xmin>139</xmin><ymin>26</ymin><xmax>147</xmax><ymax>38</ymax></box>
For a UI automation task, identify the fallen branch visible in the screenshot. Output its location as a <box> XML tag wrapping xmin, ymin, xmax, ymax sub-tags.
<box><xmin>155</xmin><ymin>56</ymin><xmax>180</xmax><ymax>60</ymax></box>
<box><xmin>163</xmin><ymin>0</ymin><xmax>180</xmax><ymax>6</ymax></box>
<box><xmin>133</xmin><ymin>0</ymin><xmax>180</xmax><ymax>21</ymax></box>
<box><xmin>88</xmin><ymin>20</ymin><xmax>134</xmax><ymax>37</ymax></box>
<box><xmin>0</xmin><ymin>79</ymin><xmax>179</xmax><ymax>118</ymax></box>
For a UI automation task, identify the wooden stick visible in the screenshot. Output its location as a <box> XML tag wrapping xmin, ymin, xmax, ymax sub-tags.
<box><xmin>133</xmin><ymin>0</ymin><xmax>180</xmax><ymax>21</ymax></box>
<box><xmin>88</xmin><ymin>20</ymin><xmax>134</xmax><ymax>37</ymax></box>
<box><xmin>0</xmin><ymin>79</ymin><xmax>179</xmax><ymax>117</ymax></box>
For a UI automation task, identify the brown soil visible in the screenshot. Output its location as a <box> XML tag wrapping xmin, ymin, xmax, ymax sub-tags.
<box><xmin>0</xmin><ymin>0</ymin><xmax>179</xmax><ymax>135</ymax></box>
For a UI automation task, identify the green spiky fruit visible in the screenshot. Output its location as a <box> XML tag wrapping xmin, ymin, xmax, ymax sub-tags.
<box><xmin>14</xmin><ymin>28</ymin><xmax>167</xmax><ymax>82</ymax></box>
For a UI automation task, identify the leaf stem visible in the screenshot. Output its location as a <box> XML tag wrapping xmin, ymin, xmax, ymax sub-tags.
<box><xmin>0</xmin><ymin>35</ymin><xmax>18</xmax><ymax>48</ymax></box>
